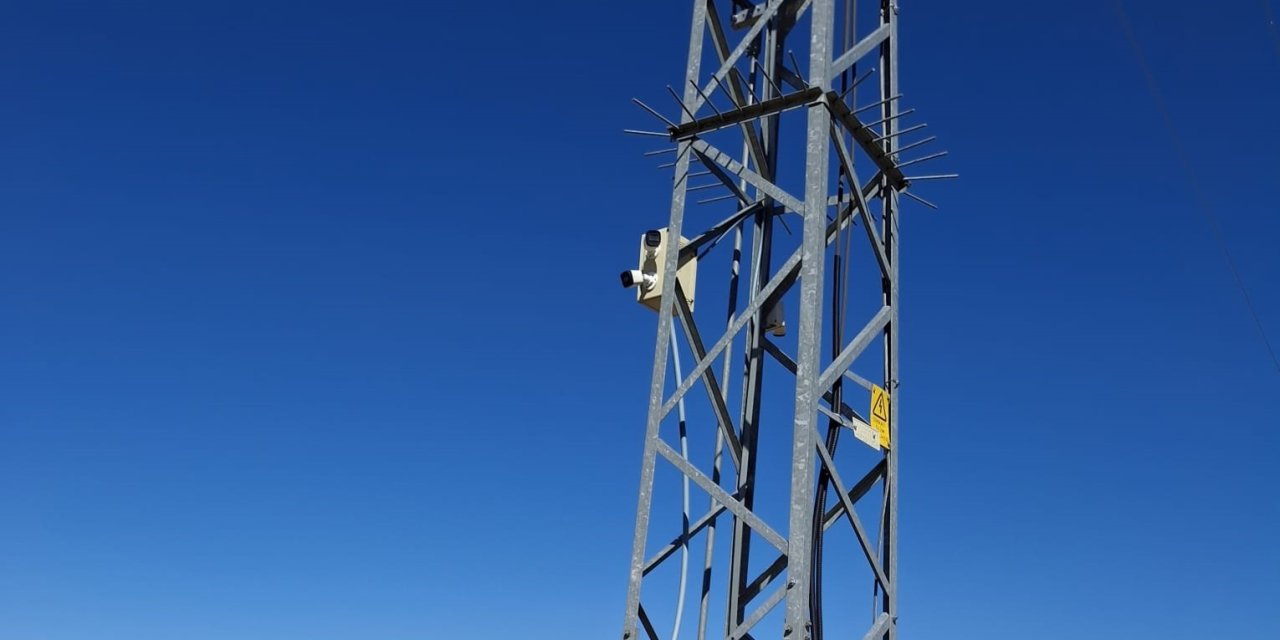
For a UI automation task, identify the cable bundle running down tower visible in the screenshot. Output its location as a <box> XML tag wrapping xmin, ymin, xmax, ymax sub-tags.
<box><xmin>618</xmin><ymin>2</ymin><xmax>951</xmax><ymax>639</ymax></box>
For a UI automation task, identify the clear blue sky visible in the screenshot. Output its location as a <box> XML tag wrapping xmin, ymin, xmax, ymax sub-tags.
<box><xmin>2</xmin><ymin>1</ymin><xmax>1278</xmax><ymax>638</ymax></box>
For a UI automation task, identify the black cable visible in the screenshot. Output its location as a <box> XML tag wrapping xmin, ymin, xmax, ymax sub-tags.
<box><xmin>809</xmin><ymin>154</ymin><xmax>858</xmax><ymax>640</ymax></box>
<box><xmin>1114</xmin><ymin>0</ymin><xmax>1280</xmax><ymax>374</ymax></box>
<box><xmin>808</xmin><ymin>236</ymin><xmax>845</xmax><ymax>640</ymax></box>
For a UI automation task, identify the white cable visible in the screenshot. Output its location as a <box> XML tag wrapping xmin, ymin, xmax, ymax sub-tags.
<box><xmin>669</xmin><ymin>318</ymin><xmax>690</xmax><ymax>640</ymax></box>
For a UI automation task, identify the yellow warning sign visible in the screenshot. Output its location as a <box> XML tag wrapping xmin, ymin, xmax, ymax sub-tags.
<box><xmin>870</xmin><ymin>385</ymin><xmax>890</xmax><ymax>449</ymax></box>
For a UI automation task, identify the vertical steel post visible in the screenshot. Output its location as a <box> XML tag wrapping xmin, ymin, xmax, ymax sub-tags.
<box><xmin>878</xmin><ymin>1</ymin><xmax>900</xmax><ymax>638</ymax></box>
<box><xmin>621</xmin><ymin>3</ymin><xmax>709</xmax><ymax>638</ymax></box>
<box><xmin>727</xmin><ymin>22</ymin><xmax>779</xmax><ymax>635</ymax></box>
<box><xmin>783</xmin><ymin>0</ymin><xmax>835</xmax><ymax>637</ymax></box>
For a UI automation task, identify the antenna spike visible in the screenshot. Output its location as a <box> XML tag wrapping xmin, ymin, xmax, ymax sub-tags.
<box><xmin>688</xmin><ymin>80</ymin><xmax>723</xmax><ymax>118</ymax></box>
<box><xmin>624</xmin><ymin>129</ymin><xmax>671</xmax><ymax>138</ymax></box>
<box><xmin>631</xmin><ymin>98</ymin><xmax>678</xmax><ymax>128</ymax></box>
<box><xmin>894</xmin><ymin>151</ymin><xmax>948</xmax><ymax>169</ymax></box>
<box><xmin>893</xmin><ymin>135</ymin><xmax>937</xmax><ymax>155</ymax></box>
<box><xmin>902</xmin><ymin>191</ymin><xmax>939</xmax><ymax>209</ymax></box>
<box><xmin>665</xmin><ymin>86</ymin><xmax>698</xmax><ymax>121</ymax></box>
<box><xmin>838</xmin><ymin>67</ymin><xmax>876</xmax><ymax>100</ymax></box>
<box><xmin>903</xmin><ymin>173</ymin><xmax>960</xmax><ymax>181</ymax></box>
<box><xmin>852</xmin><ymin>94</ymin><xmax>903</xmax><ymax>115</ymax></box>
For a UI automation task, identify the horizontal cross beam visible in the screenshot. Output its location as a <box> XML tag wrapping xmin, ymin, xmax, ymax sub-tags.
<box><xmin>831</xmin><ymin>23</ymin><xmax>890</xmax><ymax>78</ymax></box>
<box><xmin>762</xmin><ymin>337</ymin><xmax>870</xmax><ymax>425</ymax></box>
<box><xmin>831</xmin><ymin>125</ymin><xmax>892</xmax><ymax>279</ymax></box>
<box><xmin>739</xmin><ymin>459</ymin><xmax>886</xmax><ymax>604</ymax></box>
<box><xmin>862</xmin><ymin>613</ymin><xmax>892</xmax><ymax>640</ymax></box>
<box><xmin>827</xmin><ymin>94</ymin><xmax>909</xmax><ymax>190</ymax></box>
<box><xmin>657</xmin><ymin>441</ymin><xmax>788</xmax><ymax>553</ymax></box>
<box><xmin>680</xmin><ymin>201</ymin><xmax>766</xmax><ymax>259</ymax></box>
<box><xmin>674</xmin><ymin>288</ymin><xmax>744</xmax><ymax>467</ymax></box>
<box><xmin>817</xmin><ymin>305</ymin><xmax>891</xmax><ymax>393</ymax></box>
<box><xmin>669</xmin><ymin>86</ymin><xmax>823</xmax><ymax>139</ymax></box>
<box><xmin>815</xmin><ymin>432</ymin><xmax>891</xmax><ymax>590</ymax></box>
<box><xmin>730</xmin><ymin>581</ymin><xmax>787</xmax><ymax>639</ymax></box>
<box><xmin>691</xmin><ymin>139</ymin><xmax>805</xmax><ymax>214</ymax></box>
<box><xmin>643</xmin><ymin>501</ymin><xmax>731</xmax><ymax>575</ymax></box>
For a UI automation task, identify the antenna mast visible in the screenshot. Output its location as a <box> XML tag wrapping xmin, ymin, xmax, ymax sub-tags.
<box><xmin>619</xmin><ymin>2</ymin><xmax>947</xmax><ymax>638</ymax></box>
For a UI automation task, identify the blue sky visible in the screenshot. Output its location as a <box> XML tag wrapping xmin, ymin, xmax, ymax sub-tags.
<box><xmin>1</xmin><ymin>1</ymin><xmax>1278</xmax><ymax>639</ymax></box>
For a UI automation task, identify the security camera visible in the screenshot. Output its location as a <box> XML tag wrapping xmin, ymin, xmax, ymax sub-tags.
<box><xmin>623</xmin><ymin>227</ymin><xmax>697</xmax><ymax>313</ymax></box>
<box><xmin>620</xmin><ymin>269</ymin><xmax>656</xmax><ymax>290</ymax></box>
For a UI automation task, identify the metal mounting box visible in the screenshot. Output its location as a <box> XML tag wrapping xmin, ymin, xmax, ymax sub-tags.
<box><xmin>637</xmin><ymin>228</ymin><xmax>696</xmax><ymax>313</ymax></box>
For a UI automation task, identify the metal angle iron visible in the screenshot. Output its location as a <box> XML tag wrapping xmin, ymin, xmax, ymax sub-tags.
<box><xmin>617</xmin><ymin>2</ymin><xmax>953</xmax><ymax>639</ymax></box>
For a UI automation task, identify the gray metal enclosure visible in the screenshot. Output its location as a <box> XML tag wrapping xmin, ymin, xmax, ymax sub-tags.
<box><xmin>620</xmin><ymin>1</ymin><xmax>948</xmax><ymax>639</ymax></box>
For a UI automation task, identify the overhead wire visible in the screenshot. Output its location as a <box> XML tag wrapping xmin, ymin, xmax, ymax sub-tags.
<box><xmin>1112</xmin><ymin>0</ymin><xmax>1280</xmax><ymax>374</ymax></box>
<box><xmin>810</xmin><ymin>3</ymin><xmax>862</xmax><ymax>636</ymax></box>
<box><xmin>1264</xmin><ymin>0</ymin><xmax>1280</xmax><ymax>62</ymax></box>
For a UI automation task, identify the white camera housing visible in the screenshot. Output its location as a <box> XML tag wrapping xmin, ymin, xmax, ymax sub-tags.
<box><xmin>619</xmin><ymin>269</ymin><xmax>656</xmax><ymax>290</ymax></box>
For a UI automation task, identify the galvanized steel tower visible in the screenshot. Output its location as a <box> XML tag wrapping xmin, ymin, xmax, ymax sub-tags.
<box><xmin>619</xmin><ymin>2</ymin><xmax>947</xmax><ymax>639</ymax></box>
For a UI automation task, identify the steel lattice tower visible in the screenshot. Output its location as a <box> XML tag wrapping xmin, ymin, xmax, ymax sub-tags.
<box><xmin>619</xmin><ymin>2</ymin><xmax>948</xmax><ymax>639</ymax></box>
